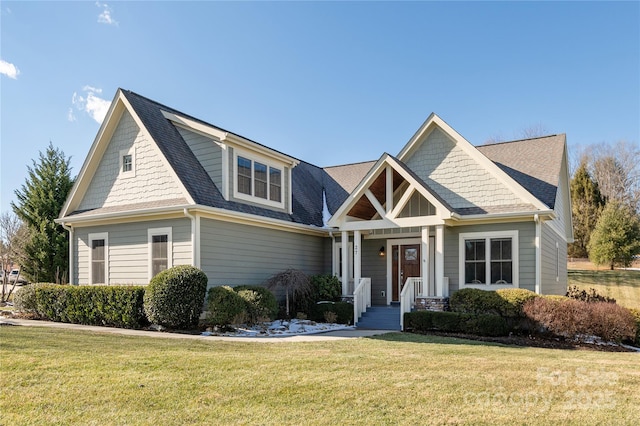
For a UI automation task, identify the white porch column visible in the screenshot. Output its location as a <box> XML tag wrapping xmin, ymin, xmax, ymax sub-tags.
<box><xmin>421</xmin><ymin>226</ymin><xmax>430</xmax><ymax>297</ymax></box>
<box><xmin>354</xmin><ymin>230</ymin><xmax>362</xmax><ymax>288</ymax></box>
<box><xmin>435</xmin><ymin>225</ymin><xmax>445</xmax><ymax>296</ymax></box>
<box><xmin>341</xmin><ymin>231</ymin><xmax>349</xmax><ymax>295</ymax></box>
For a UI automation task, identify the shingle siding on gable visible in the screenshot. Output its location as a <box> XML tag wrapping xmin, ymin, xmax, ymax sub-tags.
<box><xmin>549</xmin><ymin>159</ymin><xmax>568</xmax><ymax>238</ymax></box>
<box><xmin>404</xmin><ymin>128</ymin><xmax>522</xmax><ymax>209</ymax></box>
<box><xmin>176</xmin><ymin>127</ymin><xmax>223</xmax><ymax>192</ymax></box>
<box><xmin>78</xmin><ymin>110</ymin><xmax>185</xmax><ymax>210</ymax></box>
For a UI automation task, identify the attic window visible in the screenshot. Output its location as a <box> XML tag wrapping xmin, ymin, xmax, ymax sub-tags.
<box><xmin>234</xmin><ymin>153</ymin><xmax>284</xmax><ymax>208</ymax></box>
<box><xmin>119</xmin><ymin>148</ymin><xmax>135</xmax><ymax>177</ymax></box>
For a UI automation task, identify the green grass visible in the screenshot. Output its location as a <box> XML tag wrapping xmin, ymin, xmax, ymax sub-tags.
<box><xmin>568</xmin><ymin>269</ymin><xmax>640</xmax><ymax>310</ymax></box>
<box><xmin>1</xmin><ymin>327</ymin><xmax>639</xmax><ymax>425</ymax></box>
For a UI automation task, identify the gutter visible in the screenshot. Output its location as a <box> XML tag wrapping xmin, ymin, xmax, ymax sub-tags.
<box><xmin>449</xmin><ymin>209</ymin><xmax>555</xmax><ymax>222</ymax></box>
<box><xmin>55</xmin><ymin>204</ymin><xmax>330</xmax><ymax>236</ymax></box>
<box><xmin>183</xmin><ymin>208</ymin><xmax>199</xmax><ymax>268</ymax></box>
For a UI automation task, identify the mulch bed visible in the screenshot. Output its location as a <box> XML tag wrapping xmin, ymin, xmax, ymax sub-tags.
<box><xmin>422</xmin><ymin>331</ymin><xmax>637</xmax><ymax>352</ymax></box>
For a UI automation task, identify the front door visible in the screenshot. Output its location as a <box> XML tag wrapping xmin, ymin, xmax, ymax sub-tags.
<box><xmin>392</xmin><ymin>244</ymin><xmax>421</xmax><ymax>301</ymax></box>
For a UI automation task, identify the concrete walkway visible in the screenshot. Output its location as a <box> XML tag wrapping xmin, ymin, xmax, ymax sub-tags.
<box><xmin>0</xmin><ymin>317</ymin><xmax>395</xmax><ymax>343</ymax></box>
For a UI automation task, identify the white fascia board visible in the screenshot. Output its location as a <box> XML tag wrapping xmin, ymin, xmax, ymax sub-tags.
<box><xmin>224</xmin><ymin>133</ymin><xmax>299</xmax><ymax>167</ymax></box>
<box><xmin>447</xmin><ymin>209</ymin><xmax>555</xmax><ymax>226</ymax></box>
<box><xmin>397</xmin><ymin>114</ymin><xmax>549</xmax><ymax>211</ymax></box>
<box><xmin>59</xmin><ymin>90</ymin><xmax>125</xmax><ymax>218</ymax></box>
<box><xmin>161</xmin><ymin>110</ymin><xmax>228</xmax><ymax>143</ymax></box>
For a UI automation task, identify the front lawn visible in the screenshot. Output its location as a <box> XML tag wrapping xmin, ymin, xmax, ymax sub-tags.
<box><xmin>568</xmin><ymin>269</ymin><xmax>640</xmax><ymax>310</ymax></box>
<box><xmin>1</xmin><ymin>327</ymin><xmax>638</xmax><ymax>425</ymax></box>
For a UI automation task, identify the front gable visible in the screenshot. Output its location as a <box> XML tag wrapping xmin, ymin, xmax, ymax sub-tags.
<box><xmin>328</xmin><ymin>154</ymin><xmax>453</xmax><ymax>231</ymax></box>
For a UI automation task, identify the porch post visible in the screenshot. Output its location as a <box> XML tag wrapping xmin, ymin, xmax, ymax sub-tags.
<box><xmin>435</xmin><ymin>225</ymin><xmax>445</xmax><ymax>296</ymax></box>
<box><xmin>421</xmin><ymin>226</ymin><xmax>430</xmax><ymax>297</ymax></box>
<box><xmin>354</xmin><ymin>230</ymin><xmax>362</xmax><ymax>289</ymax></box>
<box><xmin>341</xmin><ymin>230</ymin><xmax>349</xmax><ymax>295</ymax></box>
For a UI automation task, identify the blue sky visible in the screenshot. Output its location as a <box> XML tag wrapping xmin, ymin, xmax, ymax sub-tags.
<box><xmin>1</xmin><ymin>1</ymin><xmax>638</xmax><ymax>214</ymax></box>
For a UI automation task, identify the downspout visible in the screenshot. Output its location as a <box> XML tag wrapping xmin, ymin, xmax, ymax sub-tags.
<box><xmin>183</xmin><ymin>208</ymin><xmax>199</xmax><ymax>268</ymax></box>
<box><xmin>61</xmin><ymin>223</ymin><xmax>74</xmax><ymax>285</ymax></box>
<box><xmin>534</xmin><ymin>214</ymin><xmax>541</xmax><ymax>294</ymax></box>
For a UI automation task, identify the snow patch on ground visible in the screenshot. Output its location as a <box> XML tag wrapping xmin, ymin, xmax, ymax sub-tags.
<box><xmin>201</xmin><ymin>319</ymin><xmax>354</xmax><ymax>337</ymax></box>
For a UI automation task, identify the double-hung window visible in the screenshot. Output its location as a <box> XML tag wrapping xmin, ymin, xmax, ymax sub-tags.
<box><xmin>148</xmin><ymin>228</ymin><xmax>172</xmax><ymax>279</ymax></box>
<box><xmin>459</xmin><ymin>231</ymin><xmax>518</xmax><ymax>288</ymax></box>
<box><xmin>235</xmin><ymin>153</ymin><xmax>284</xmax><ymax>207</ymax></box>
<box><xmin>119</xmin><ymin>148</ymin><xmax>135</xmax><ymax>177</ymax></box>
<box><xmin>89</xmin><ymin>232</ymin><xmax>108</xmax><ymax>285</ymax></box>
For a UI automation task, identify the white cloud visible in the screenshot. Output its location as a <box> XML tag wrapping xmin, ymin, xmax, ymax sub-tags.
<box><xmin>71</xmin><ymin>86</ymin><xmax>110</xmax><ymax>124</ymax></box>
<box><xmin>0</xmin><ymin>59</ymin><xmax>20</xmax><ymax>79</ymax></box>
<box><xmin>96</xmin><ymin>2</ymin><xmax>118</xmax><ymax>26</ymax></box>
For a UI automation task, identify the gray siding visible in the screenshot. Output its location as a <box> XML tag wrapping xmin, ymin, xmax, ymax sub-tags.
<box><xmin>177</xmin><ymin>127</ymin><xmax>223</xmax><ymax>191</ymax></box>
<box><xmin>362</xmin><ymin>239</ymin><xmax>388</xmax><ymax>305</ymax></box>
<box><xmin>75</xmin><ymin>218</ymin><xmax>192</xmax><ymax>285</ymax></box>
<box><xmin>541</xmin><ymin>222</ymin><xmax>567</xmax><ymax>295</ymax></box>
<box><xmin>444</xmin><ymin>221</ymin><xmax>537</xmax><ymax>294</ymax></box>
<box><xmin>200</xmin><ymin>218</ymin><xmax>326</xmax><ymax>287</ymax></box>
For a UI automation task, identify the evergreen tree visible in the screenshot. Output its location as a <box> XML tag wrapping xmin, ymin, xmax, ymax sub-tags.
<box><xmin>568</xmin><ymin>162</ymin><xmax>605</xmax><ymax>258</ymax></box>
<box><xmin>588</xmin><ymin>201</ymin><xmax>640</xmax><ymax>270</ymax></box>
<box><xmin>11</xmin><ymin>143</ymin><xmax>75</xmax><ymax>283</ymax></box>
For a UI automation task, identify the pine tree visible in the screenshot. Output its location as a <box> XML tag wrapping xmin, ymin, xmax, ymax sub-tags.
<box><xmin>568</xmin><ymin>162</ymin><xmax>605</xmax><ymax>258</ymax></box>
<box><xmin>11</xmin><ymin>143</ymin><xmax>75</xmax><ymax>283</ymax></box>
<box><xmin>588</xmin><ymin>201</ymin><xmax>640</xmax><ymax>270</ymax></box>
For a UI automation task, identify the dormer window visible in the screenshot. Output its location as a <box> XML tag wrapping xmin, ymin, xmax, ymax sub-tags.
<box><xmin>234</xmin><ymin>153</ymin><xmax>285</xmax><ymax>208</ymax></box>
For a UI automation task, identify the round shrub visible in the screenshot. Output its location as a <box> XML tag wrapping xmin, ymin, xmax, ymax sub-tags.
<box><xmin>450</xmin><ymin>288</ymin><xmax>508</xmax><ymax>316</ymax></box>
<box><xmin>205</xmin><ymin>286</ymin><xmax>248</xmax><ymax>327</ymax></box>
<box><xmin>143</xmin><ymin>265</ymin><xmax>208</xmax><ymax>329</ymax></box>
<box><xmin>310</xmin><ymin>274</ymin><xmax>341</xmax><ymax>302</ymax></box>
<box><xmin>495</xmin><ymin>288</ymin><xmax>539</xmax><ymax>317</ymax></box>
<box><xmin>234</xmin><ymin>285</ymin><xmax>278</xmax><ymax>322</ymax></box>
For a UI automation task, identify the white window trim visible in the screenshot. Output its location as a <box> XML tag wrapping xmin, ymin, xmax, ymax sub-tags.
<box><xmin>119</xmin><ymin>147</ymin><xmax>136</xmax><ymax>178</ymax></box>
<box><xmin>459</xmin><ymin>230</ymin><xmax>519</xmax><ymax>289</ymax></box>
<box><xmin>148</xmin><ymin>227</ymin><xmax>173</xmax><ymax>281</ymax></box>
<box><xmin>88</xmin><ymin>232</ymin><xmax>108</xmax><ymax>285</ymax></box>
<box><xmin>233</xmin><ymin>149</ymin><xmax>285</xmax><ymax>209</ymax></box>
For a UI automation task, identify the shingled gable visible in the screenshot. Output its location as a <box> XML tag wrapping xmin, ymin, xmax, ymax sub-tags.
<box><xmin>396</xmin><ymin>113</ymin><xmax>551</xmax><ymax>214</ymax></box>
<box><xmin>60</xmin><ymin>89</ymin><xmax>327</xmax><ymax>227</ymax></box>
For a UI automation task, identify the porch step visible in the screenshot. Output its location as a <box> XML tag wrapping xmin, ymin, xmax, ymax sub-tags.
<box><xmin>356</xmin><ymin>305</ymin><xmax>401</xmax><ymax>331</ymax></box>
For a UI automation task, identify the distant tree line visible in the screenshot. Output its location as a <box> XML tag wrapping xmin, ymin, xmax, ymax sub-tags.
<box><xmin>569</xmin><ymin>141</ymin><xmax>640</xmax><ymax>269</ymax></box>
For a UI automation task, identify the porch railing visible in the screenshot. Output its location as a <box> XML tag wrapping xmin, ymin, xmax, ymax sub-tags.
<box><xmin>353</xmin><ymin>277</ymin><xmax>371</xmax><ymax>325</ymax></box>
<box><xmin>400</xmin><ymin>277</ymin><xmax>423</xmax><ymax>330</ymax></box>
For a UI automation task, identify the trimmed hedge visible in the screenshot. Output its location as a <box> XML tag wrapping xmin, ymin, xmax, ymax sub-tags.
<box><xmin>22</xmin><ymin>284</ymin><xmax>147</xmax><ymax>328</ymax></box>
<box><xmin>404</xmin><ymin>310</ymin><xmax>509</xmax><ymax>337</ymax></box>
<box><xmin>144</xmin><ymin>265</ymin><xmax>208</xmax><ymax>329</ymax></box>
<box><xmin>450</xmin><ymin>288</ymin><xmax>509</xmax><ymax>316</ymax></box>
<box><xmin>629</xmin><ymin>308</ymin><xmax>640</xmax><ymax>346</ymax></box>
<box><xmin>13</xmin><ymin>283</ymin><xmax>51</xmax><ymax>314</ymax></box>
<box><xmin>310</xmin><ymin>301</ymin><xmax>354</xmax><ymax>325</ymax></box>
<box><xmin>523</xmin><ymin>297</ymin><xmax>636</xmax><ymax>343</ymax></box>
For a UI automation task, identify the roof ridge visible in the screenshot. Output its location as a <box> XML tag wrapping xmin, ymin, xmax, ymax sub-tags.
<box><xmin>479</xmin><ymin>134</ymin><xmax>563</xmax><ymax>147</ymax></box>
<box><xmin>323</xmin><ymin>159</ymin><xmax>377</xmax><ymax>169</ymax></box>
